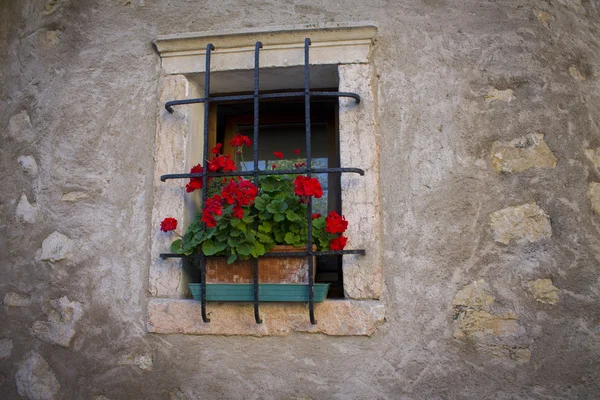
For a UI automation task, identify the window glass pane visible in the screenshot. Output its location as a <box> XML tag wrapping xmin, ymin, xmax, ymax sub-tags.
<box><xmin>237</xmin><ymin>122</ymin><xmax>330</xmax><ymax>216</ymax></box>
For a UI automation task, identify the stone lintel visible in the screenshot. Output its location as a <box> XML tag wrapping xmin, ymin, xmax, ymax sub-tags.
<box><xmin>147</xmin><ymin>298</ymin><xmax>385</xmax><ymax>336</ymax></box>
<box><xmin>153</xmin><ymin>22</ymin><xmax>377</xmax><ymax>75</ymax></box>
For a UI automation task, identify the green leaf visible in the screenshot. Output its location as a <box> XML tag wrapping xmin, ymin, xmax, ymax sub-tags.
<box><xmin>170</xmin><ymin>239</ymin><xmax>183</xmax><ymax>254</ymax></box>
<box><xmin>251</xmin><ymin>242</ymin><xmax>266</xmax><ymax>257</ymax></box>
<box><xmin>266</xmin><ymin>199</ymin><xmax>288</xmax><ymax>214</ymax></box>
<box><xmin>284</xmin><ymin>232</ymin><xmax>296</xmax><ymax>244</ymax></box>
<box><xmin>273</xmin><ymin>213</ymin><xmax>285</xmax><ymax>222</ymax></box>
<box><xmin>285</xmin><ymin>210</ymin><xmax>301</xmax><ymax>221</ymax></box>
<box><xmin>237</xmin><ymin>242</ymin><xmax>253</xmax><ymax>256</ymax></box>
<box><xmin>228</xmin><ymin>236</ymin><xmax>241</xmax><ymax>247</ymax></box>
<box><xmin>312</xmin><ymin>217</ymin><xmax>325</xmax><ymax>230</ymax></box>
<box><xmin>254</xmin><ymin>196</ymin><xmax>268</xmax><ymax>211</ymax></box>
<box><xmin>227</xmin><ymin>253</ymin><xmax>238</xmax><ymax>265</ymax></box>
<box><xmin>258</xmin><ymin>221</ymin><xmax>272</xmax><ymax>233</ymax></box>
<box><xmin>257</xmin><ymin>232</ymin><xmax>274</xmax><ymax>243</ymax></box>
<box><xmin>201</xmin><ymin>240</ymin><xmax>218</xmax><ymax>256</ymax></box>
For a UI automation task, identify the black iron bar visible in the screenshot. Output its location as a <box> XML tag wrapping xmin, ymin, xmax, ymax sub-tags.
<box><xmin>304</xmin><ymin>38</ymin><xmax>316</xmax><ymax>325</ymax></box>
<box><xmin>165</xmin><ymin>91</ymin><xmax>360</xmax><ymax>112</ymax></box>
<box><xmin>199</xmin><ymin>43</ymin><xmax>215</xmax><ymax>324</ymax></box>
<box><xmin>252</xmin><ymin>41</ymin><xmax>263</xmax><ymax>324</ymax></box>
<box><xmin>161</xmin><ymin>167</ymin><xmax>365</xmax><ymax>182</ymax></box>
<box><xmin>160</xmin><ymin>249</ymin><xmax>366</xmax><ymax>259</ymax></box>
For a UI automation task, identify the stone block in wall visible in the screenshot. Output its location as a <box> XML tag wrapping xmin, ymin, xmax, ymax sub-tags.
<box><xmin>491</xmin><ymin>133</ymin><xmax>557</xmax><ymax>174</ymax></box>
<box><xmin>490</xmin><ymin>203</ymin><xmax>552</xmax><ymax>245</ymax></box>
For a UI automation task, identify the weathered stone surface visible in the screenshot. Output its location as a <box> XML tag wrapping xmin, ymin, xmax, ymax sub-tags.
<box><xmin>40</xmin><ymin>232</ymin><xmax>73</xmax><ymax>262</ymax></box>
<box><xmin>40</xmin><ymin>30</ymin><xmax>60</xmax><ymax>48</ymax></box>
<box><xmin>118</xmin><ymin>354</ymin><xmax>153</xmax><ymax>370</ymax></box>
<box><xmin>490</xmin><ymin>203</ymin><xmax>552</xmax><ymax>245</ymax></box>
<box><xmin>485</xmin><ymin>345</ymin><xmax>531</xmax><ymax>364</ymax></box>
<box><xmin>18</xmin><ymin>155</ymin><xmax>38</xmax><ymax>177</ymax></box>
<box><xmin>532</xmin><ymin>9</ymin><xmax>554</xmax><ymax>28</ymax></box>
<box><xmin>16</xmin><ymin>193</ymin><xmax>38</xmax><ymax>223</ymax></box>
<box><xmin>527</xmin><ymin>279</ymin><xmax>559</xmax><ymax>304</ymax></box>
<box><xmin>569</xmin><ymin>66</ymin><xmax>585</xmax><ymax>81</ymax></box>
<box><xmin>556</xmin><ymin>0</ymin><xmax>586</xmax><ymax>14</ymax></box>
<box><xmin>169</xmin><ymin>388</ymin><xmax>186</xmax><ymax>400</ymax></box>
<box><xmin>585</xmin><ymin>147</ymin><xmax>600</xmax><ymax>168</ymax></box>
<box><xmin>148</xmin><ymin>299</ymin><xmax>385</xmax><ymax>336</ymax></box>
<box><xmin>60</xmin><ymin>191</ymin><xmax>89</xmax><ymax>202</ymax></box>
<box><xmin>452</xmin><ymin>281</ymin><xmax>521</xmax><ymax>339</ymax></box>
<box><xmin>452</xmin><ymin>279</ymin><xmax>494</xmax><ymax>312</ymax></box>
<box><xmin>15</xmin><ymin>351</ymin><xmax>61</xmax><ymax>400</ymax></box>
<box><xmin>3</xmin><ymin>292</ymin><xmax>32</xmax><ymax>307</ymax></box>
<box><xmin>8</xmin><ymin>110</ymin><xmax>34</xmax><ymax>142</ymax></box>
<box><xmin>0</xmin><ymin>338</ymin><xmax>13</xmax><ymax>359</ymax></box>
<box><xmin>484</xmin><ymin>88</ymin><xmax>515</xmax><ymax>104</ymax></box>
<box><xmin>31</xmin><ymin>296</ymin><xmax>83</xmax><ymax>348</ymax></box>
<box><xmin>589</xmin><ymin>182</ymin><xmax>600</xmax><ymax>215</ymax></box>
<box><xmin>491</xmin><ymin>133</ymin><xmax>557</xmax><ymax>173</ymax></box>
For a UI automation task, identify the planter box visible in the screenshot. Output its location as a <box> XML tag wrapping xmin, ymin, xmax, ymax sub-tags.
<box><xmin>189</xmin><ymin>283</ymin><xmax>330</xmax><ymax>302</ymax></box>
<box><xmin>205</xmin><ymin>245</ymin><xmax>316</xmax><ymax>284</ymax></box>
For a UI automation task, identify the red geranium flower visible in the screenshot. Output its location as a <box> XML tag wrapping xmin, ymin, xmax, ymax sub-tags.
<box><xmin>330</xmin><ymin>235</ymin><xmax>348</xmax><ymax>251</ymax></box>
<box><xmin>160</xmin><ymin>217</ymin><xmax>178</xmax><ymax>232</ymax></box>
<box><xmin>312</xmin><ymin>213</ymin><xmax>321</xmax><ymax>219</ymax></box>
<box><xmin>186</xmin><ymin>164</ymin><xmax>204</xmax><ymax>193</ymax></box>
<box><xmin>325</xmin><ymin>211</ymin><xmax>348</xmax><ymax>234</ymax></box>
<box><xmin>230</xmin><ymin>134</ymin><xmax>252</xmax><ymax>148</ymax></box>
<box><xmin>208</xmin><ymin>154</ymin><xmax>236</xmax><ymax>172</ymax></box>
<box><xmin>211</xmin><ymin>143</ymin><xmax>222</xmax><ymax>155</ymax></box>
<box><xmin>221</xmin><ymin>178</ymin><xmax>258</xmax><ymax>207</ymax></box>
<box><xmin>294</xmin><ymin>148</ymin><xmax>300</xmax><ymax>155</ymax></box>
<box><xmin>273</xmin><ymin>151</ymin><xmax>284</xmax><ymax>159</ymax></box>
<box><xmin>202</xmin><ymin>195</ymin><xmax>223</xmax><ymax>228</ymax></box>
<box><xmin>293</xmin><ymin>176</ymin><xmax>323</xmax><ymax>198</ymax></box>
<box><xmin>232</xmin><ymin>205</ymin><xmax>244</xmax><ymax>219</ymax></box>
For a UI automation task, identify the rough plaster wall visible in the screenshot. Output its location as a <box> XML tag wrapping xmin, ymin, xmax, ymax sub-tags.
<box><xmin>1</xmin><ymin>0</ymin><xmax>599</xmax><ymax>399</ymax></box>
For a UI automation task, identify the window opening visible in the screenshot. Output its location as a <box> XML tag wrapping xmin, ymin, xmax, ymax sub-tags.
<box><xmin>160</xmin><ymin>39</ymin><xmax>364</xmax><ymax>325</ymax></box>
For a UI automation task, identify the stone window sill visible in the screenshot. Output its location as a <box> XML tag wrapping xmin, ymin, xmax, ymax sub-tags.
<box><xmin>147</xmin><ymin>298</ymin><xmax>385</xmax><ymax>336</ymax></box>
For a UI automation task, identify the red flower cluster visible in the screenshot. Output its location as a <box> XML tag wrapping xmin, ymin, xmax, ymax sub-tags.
<box><xmin>330</xmin><ymin>235</ymin><xmax>348</xmax><ymax>251</ymax></box>
<box><xmin>186</xmin><ymin>164</ymin><xmax>204</xmax><ymax>193</ymax></box>
<box><xmin>202</xmin><ymin>195</ymin><xmax>223</xmax><ymax>228</ymax></box>
<box><xmin>222</xmin><ymin>179</ymin><xmax>258</xmax><ymax>207</ymax></box>
<box><xmin>294</xmin><ymin>161</ymin><xmax>306</xmax><ymax>169</ymax></box>
<box><xmin>160</xmin><ymin>217</ymin><xmax>178</xmax><ymax>232</ymax></box>
<box><xmin>312</xmin><ymin>213</ymin><xmax>321</xmax><ymax>219</ymax></box>
<box><xmin>230</xmin><ymin>134</ymin><xmax>252</xmax><ymax>148</ymax></box>
<box><xmin>208</xmin><ymin>154</ymin><xmax>236</xmax><ymax>172</ymax></box>
<box><xmin>325</xmin><ymin>211</ymin><xmax>348</xmax><ymax>234</ymax></box>
<box><xmin>211</xmin><ymin>143</ymin><xmax>223</xmax><ymax>155</ymax></box>
<box><xmin>294</xmin><ymin>148</ymin><xmax>300</xmax><ymax>155</ymax></box>
<box><xmin>293</xmin><ymin>176</ymin><xmax>323</xmax><ymax>199</ymax></box>
<box><xmin>273</xmin><ymin>151</ymin><xmax>284</xmax><ymax>159</ymax></box>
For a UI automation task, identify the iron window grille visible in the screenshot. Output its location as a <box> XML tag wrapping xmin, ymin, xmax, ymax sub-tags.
<box><xmin>160</xmin><ymin>38</ymin><xmax>365</xmax><ymax>325</ymax></box>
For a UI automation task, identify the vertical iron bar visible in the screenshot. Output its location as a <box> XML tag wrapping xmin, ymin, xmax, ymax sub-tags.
<box><xmin>253</xmin><ymin>41</ymin><xmax>263</xmax><ymax>324</ymax></box>
<box><xmin>199</xmin><ymin>43</ymin><xmax>215</xmax><ymax>323</ymax></box>
<box><xmin>304</xmin><ymin>38</ymin><xmax>316</xmax><ymax>325</ymax></box>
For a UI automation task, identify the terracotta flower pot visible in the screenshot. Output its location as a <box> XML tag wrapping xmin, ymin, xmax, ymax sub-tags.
<box><xmin>205</xmin><ymin>245</ymin><xmax>317</xmax><ymax>284</ymax></box>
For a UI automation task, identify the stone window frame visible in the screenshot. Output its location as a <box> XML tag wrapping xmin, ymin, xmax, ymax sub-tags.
<box><xmin>147</xmin><ymin>23</ymin><xmax>384</xmax><ymax>336</ymax></box>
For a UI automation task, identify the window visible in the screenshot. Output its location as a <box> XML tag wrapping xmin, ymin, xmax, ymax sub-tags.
<box><xmin>148</xmin><ymin>24</ymin><xmax>384</xmax><ymax>336</ymax></box>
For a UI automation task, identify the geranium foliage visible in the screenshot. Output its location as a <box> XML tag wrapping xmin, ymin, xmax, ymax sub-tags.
<box><xmin>164</xmin><ymin>137</ymin><xmax>349</xmax><ymax>264</ymax></box>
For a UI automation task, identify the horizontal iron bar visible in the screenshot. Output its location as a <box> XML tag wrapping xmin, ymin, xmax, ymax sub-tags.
<box><xmin>161</xmin><ymin>167</ymin><xmax>364</xmax><ymax>182</ymax></box>
<box><xmin>165</xmin><ymin>91</ymin><xmax>360</xmax><ymax>112</ymax></box>
<box><xmin>160</xmin><ymin>249</ymin><xmax>365</xmax><ymax>259</ymax></box>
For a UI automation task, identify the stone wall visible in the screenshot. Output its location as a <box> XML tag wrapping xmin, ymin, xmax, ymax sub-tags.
<box><xmin>1</xmin><ymin>0</ymin><xmax>599</xmax><ymax>398</ymax></box>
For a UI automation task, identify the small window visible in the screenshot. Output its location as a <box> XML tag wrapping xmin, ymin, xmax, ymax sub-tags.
<box><xmin>149</xmin><ymin>25</ymin><xmax>383</xmax><ymax>336</ymax></box>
